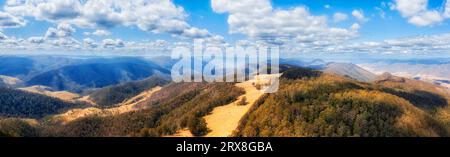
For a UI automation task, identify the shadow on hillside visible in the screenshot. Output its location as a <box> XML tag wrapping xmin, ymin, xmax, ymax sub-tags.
<box><xmin>382</xmin><ymin>88</ymin><xmax>448</xmax><ymax>109</ymax></box>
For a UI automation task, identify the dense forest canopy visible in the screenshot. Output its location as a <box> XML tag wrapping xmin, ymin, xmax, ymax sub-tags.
<box><xmin>0</xmin><ymin>87</ymin><xmax>81</xmax><ymax>119</ymax></box>
<box><xmin>89</xmin><ymin>75</ymin><xmax>170</xmax><ymax>108</ymax></box>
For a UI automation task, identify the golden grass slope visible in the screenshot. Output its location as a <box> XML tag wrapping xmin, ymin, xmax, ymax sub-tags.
<box><xmin>203</xmin><ymin>74</ymin><xmax>279</xmax><ymax>137</ymax></box>
<box><xmin>19</xmin><ymin>85</ymin><xmax>80</xmax><ymax>102</ymax></box>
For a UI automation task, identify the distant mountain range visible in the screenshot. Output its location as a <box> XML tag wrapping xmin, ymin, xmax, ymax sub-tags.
<box><xmin>280</xmin><ymin>58</ymin><xmax>379</xmax><ymax>82</ymax></box>
<box><xmin>26</xmin><ymin>61</ymin><xmax>169</xmax><ymax>92</ymax></box>
<box><xmin>358</xmin><ymin>61</ymin><xmax>450</xmax><ymax>90</ymax></box>
<box><xmin>323</xmin><ymin>62</ymin><xmax>378</xmax><ymax>82</ymax></box>
<box><xmin>0</xmin><ymin>56</ymin><xmax>34</xmax><ymax>78</ymax></box>
<box><xmin>0</xmin><ymin>56</ymin><xmax>171</xmax><ymax>93</ymax></box>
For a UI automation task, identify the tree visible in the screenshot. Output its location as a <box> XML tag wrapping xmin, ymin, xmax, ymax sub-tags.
<box><xmin>237</xmin><ymin>97</ymin><xmax>248</xmax><ymax>106</ymax></box>
<box><xmin>188</xmin><ymin>117</ymin><xmax>209</xmax><ymax>136</ymax></box>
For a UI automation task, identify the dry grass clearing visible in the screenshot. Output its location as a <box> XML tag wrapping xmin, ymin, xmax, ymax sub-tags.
<box><xmin>19</xmin><ymin>86</ymin><xmax>80</xmax><ymax>102</ymax></box>
<box><xmin>203</xmin><ymin>75</ymin><xmax>279</xmax><ymax>137</ymax></box>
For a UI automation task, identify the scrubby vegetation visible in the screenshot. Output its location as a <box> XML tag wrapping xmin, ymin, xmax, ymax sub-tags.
<box><xmin>0</xmin><ymin>87</ymin><xmax>81</xmax><ymax>119</ymax></box>
<box><xmin>89</xmin><ymin>76</ymin><xmax>170</xmax><ymax>108</ymax></box>
<box><xmin>0</xmin><ymin>118</ymin><xmax>40</xmax><ymax>137</ymax></box>
<box><xmin>281</xmin><ymin>66</ymin><xmax>321</xmax><ymax>80</ymax></box>
<box><xmin>237</xmin><ymin>97</ymin><xmax>248</xmax><ymax>106</ymax></box>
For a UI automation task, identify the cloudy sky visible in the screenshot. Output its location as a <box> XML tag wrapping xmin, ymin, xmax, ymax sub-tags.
<box><xmin>0</xmin><ymin>0</ymin><xmax>450</xmax><ymax>57</ymax></box>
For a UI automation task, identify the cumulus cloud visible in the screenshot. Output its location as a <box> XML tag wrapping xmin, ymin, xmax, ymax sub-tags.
<box><xmin>34</xmin><ymin>23</ymin><xmax>82</xmax><ymax>49</ymax></box>
<box><xmin>0</xmin><ymin>11</ymin><xmax>25</xmax><ymax>28</ymax></box>
<box><xmin>325</xmin><ymin>33</ymin><xmax>450</xmax><ymax>54</ymax></box>
<box><xmin>180</xmin><ymin>27</ymin><xmax>209</xmax><ymax>38</ymax></box>
<box><xmin>333</xmin><ymin>12</ymin><xmax>348</xmax><ymax>22</ymax></box>
<box><xmin>27</xmin><ymin>36</ymin><xmax>45</xmax><ymax>44</ymax></box>
<box><xmin>211</xmin><ymin>0</ymin><xmax>358</xmax><ymax>45</ymax></box>
<box><xmin>45</xmin><ymin>23</ymin><xmax>75</xmax><ymax>38</ymax></box>
<box><xmin>408</xmin><ymin>10</ymin><xmax>444</xmax><ymax>26</ymax></box>
<box><xmin>83</xmin><ymin>38</ymin><xmax>98</xmax><ymax>48</ymax></box>
<box><xmin>351</xmin><ymin>23</ymin><xmax>361</xmax><ymax>30</ymax></box>
<box><xmin>51</xmin><ymin>37</ymin><xmax>80</xmax><ymax>48</ymax></box>
<box><xmin>392</xmin><ymin>0</ymin><xmax>449</xmax><ymax>26</ymax></box>
<box><xmin>4</xmin><ymin>0</ymin><xmax>213</xmax><ymax>39</ymax></box>
<box><xmin>394</xmin><ymin>0</ymin><xmax>427</xmax><ymax>17</ymax></box>
<box><xmin>84</xmin><ymin>29</ymin><xmax>111</xmax><ymax>36</ymax></box>
<box><xmin>352</xmin><ymin>9</ymin><xmax>368</xmax><ymax>22</ymax></box>
<box><xmin>102</xmin><ymin>39</ymin><xmax>125</xmax><ymax>48</ymax></box>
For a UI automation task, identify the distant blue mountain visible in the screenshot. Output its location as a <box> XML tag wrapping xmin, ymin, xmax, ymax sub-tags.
<box><xmin>26</xmin><ymin>58</ymin><xmax>170</xmax><ymax>93</ymax></box>
<box><xmin>0</xmin><ymin>56</ymin><xmax>34</xmax><ymax>77</ymax></box>
<box><xmin>371</xmin><ymin>58</ymin><xmax>450</xmax><ymax>65</ymax></box>
<box><xmin>280</xmin><ymin>58</ymin><xmax>327</xmax><ymax>69</ymax></box>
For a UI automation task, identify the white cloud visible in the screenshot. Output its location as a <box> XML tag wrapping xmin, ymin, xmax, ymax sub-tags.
<box><xmin>445</xmin><ymin>0</ymin><xmax>450</xmax><ymax>18</ymax></box>
<box><xmin>180</xmin><ymin>27</ymin><xmax>210</xmax><ymax>38</ymax></box>
<box><xmin>333</xmin><ymin>12</ymin><xmax>348</xmax><ymax>22</ymax></box>
<box><xmin>30</xmin><ymin>24</ymin><xmax>82</xmax><ymax>49</ymax></box>
<box><xmin>50</xmin><ymin>37</ymin><xmax>80</xmax><ymax>48</ymax></box>
<box><xmin>324</xmin><ymin>5</ymin><xmax>331</xmax><ymax>9</ymax></box>
<box><xmin>408</xmin><ymin>11</ymin><xmax>444</xmax><ymax>26</ymax></box>
<box><xmin>83</xmin><ymin>38</ymin><xmax>98</xmax><ymax>48</ymax></box>
<box><xmin>211</xmin><ymin>0</ymin><xmax>358</xmax><ymax>45</ymax></box>
<box><xmin>27</xmin><ymin>36</ymin><xmax>45</xmax><ymax>44</ymax></box>
<box><xmin>102</xmin><ymin>39</ymin><xmax>125</xmax><ymax>48</ymax></box>
<box><xmin>85</xmin><ymin>29</ymin><xmax>111</xmax><ymax>36</ymax></box>
<box><xmin>394</xmin><ymin>0</ymin><xmax>427</xmax><ymax>17</ymax></box>
<box><xmin>4</xmin><ymin>0</ymin><xmax>213</xmax><ymax>39</ymax></box>
<box><xmin>351</xmin><ymin>23</ymin><xmax>361</xmax><ymax>30</ymax></box>
<box><xmin>392</xmin><ymin>0</ymin><xmax>449</xmax><ymax>26</ymax></box>
<box><xmin>352</xmin><ymin>9</ymin><xmax>368</xmax><ymax>22</ymax></box>
<box><xmin>45</xmin><ymin>23</ymin><xmax>75</xmax><ymax>38</ymax></box>
<box><xmin>0</xmin><ymin>11</ymin><xmax>25</xmax><ymax>28</ymax></box>
<box><xmin>329</xmin><ymin>33</ymin><xmax>450</xmax><ymax>54</ymax></box>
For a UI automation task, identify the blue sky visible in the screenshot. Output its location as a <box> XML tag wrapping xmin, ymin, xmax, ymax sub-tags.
<box><xmin>174</xmin><ymin>0</ymin><xmax>450</xmax><ymax>41</ymax></box>
<box><xmin>0</xmin><ymin>0</ymin><xmax>449</xmax><ymax>56</ymax></box>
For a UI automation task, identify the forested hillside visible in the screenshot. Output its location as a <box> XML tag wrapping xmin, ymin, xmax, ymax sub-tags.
<box><xmin>0</xmin><ymin>118</ymin><xmax>39</xmax><ymax>137</ymax></box>
<box><xmin>38</xmin><ymin>83</ymin><xmax>244</xmax><ymax>137</ymax></box>
<box><xmin>0</xmin><ymin>87</ymin><xmax>81</xmax><ymax>119</ymax></box>
<box><xmin>234</xmin><ymin>68</ymin><xmax>450</xmax><ymax>137</ymax></box>
<box><xmin>89</xmin><ymin>76</ymin><xmax>170</xmax><ymax>108</ymax></box>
